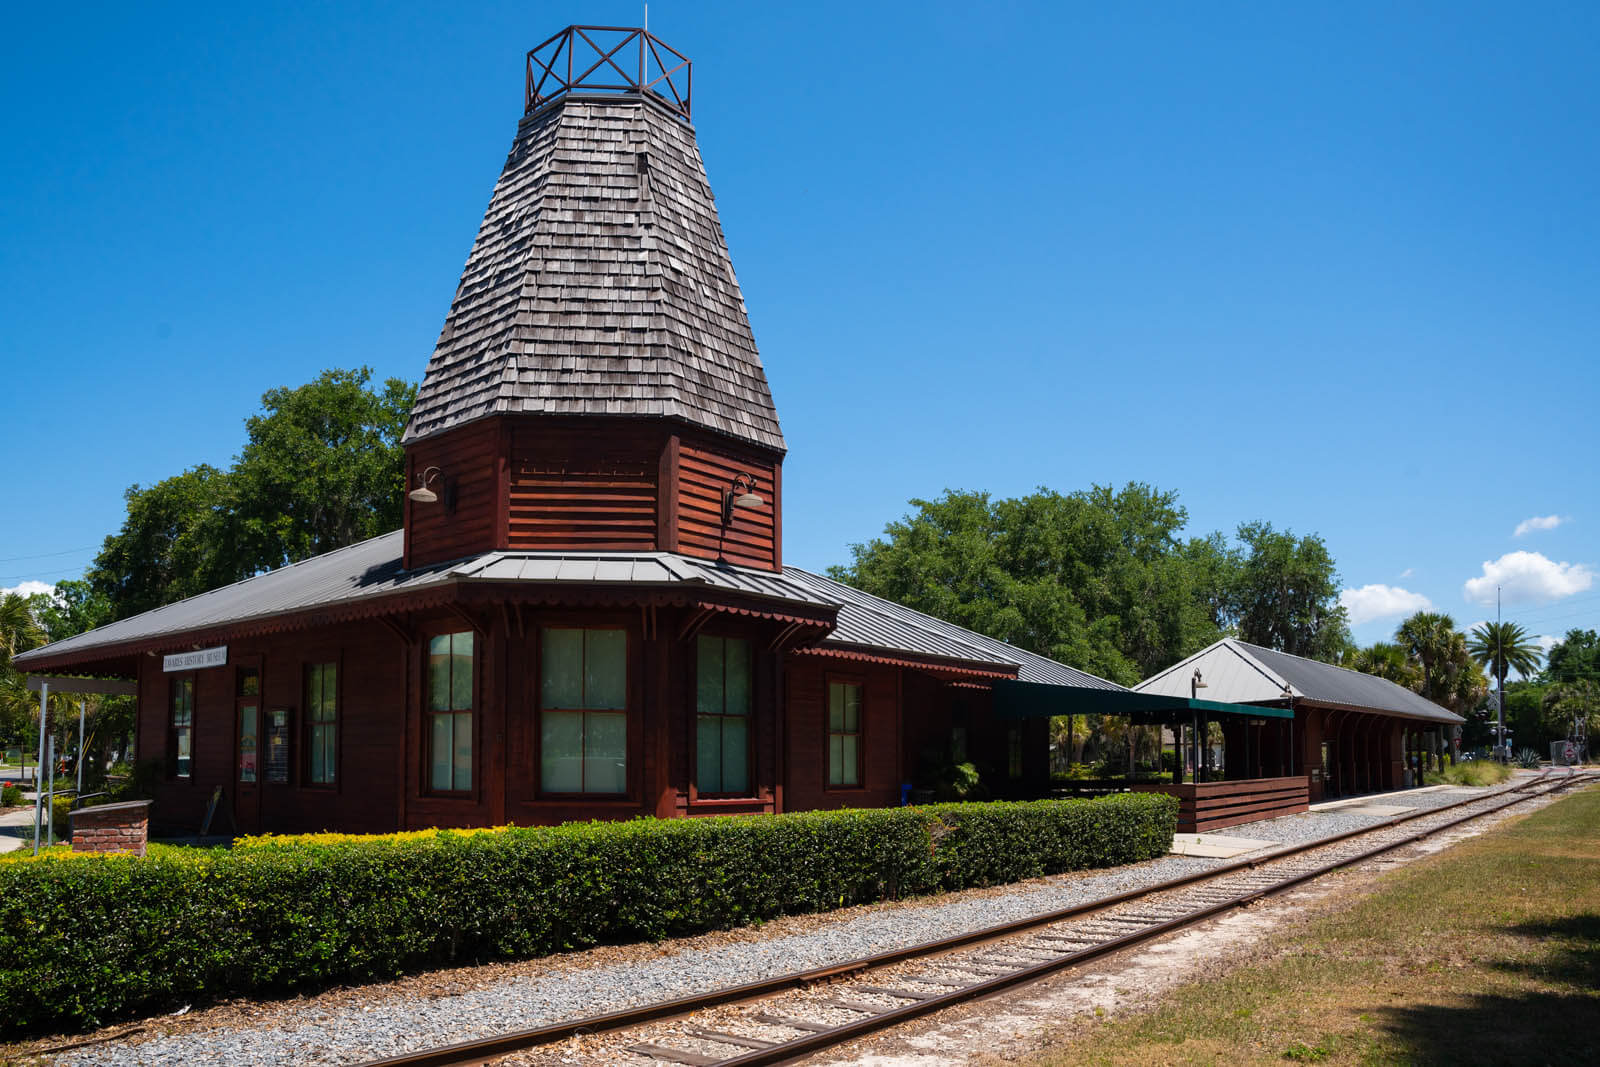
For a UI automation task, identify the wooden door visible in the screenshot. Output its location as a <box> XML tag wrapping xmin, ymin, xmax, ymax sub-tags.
<box><xmin>233</xmin><ymin>667</ymin><xmax>262</xmax><ymax>834</ymax></box>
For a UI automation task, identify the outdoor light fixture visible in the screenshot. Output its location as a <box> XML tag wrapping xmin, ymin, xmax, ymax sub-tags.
<box><xmin>722</xmin><ymin>473</ymin><xmax>763</xmax><ymax>526</ymax></box>
<box><xmin>1190</xmin><ymin>668</ymin><xmax>1208</xmax><ymax>700</ymax></box>
<box><xmin>409</xmin><ymin>466</ymin><xmax>445</xmax><ymax>505</ymax></box>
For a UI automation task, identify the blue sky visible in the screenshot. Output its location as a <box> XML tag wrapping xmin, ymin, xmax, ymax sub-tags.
<box><xmin>2</xmin><ymin>1</ymin><xmax>1596</xmax><ymax>660</ymax></box>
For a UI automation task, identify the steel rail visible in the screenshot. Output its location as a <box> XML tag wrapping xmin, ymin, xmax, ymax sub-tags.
<box><xmin>363</xmin><ymin>769</ymin><xmax>1586</xmax><ymax>1067</ymax></box>
<box><xmin>710</xmin><ymin>768</ymin><xmax>1592</xmax><ymax>1067</ymax></box>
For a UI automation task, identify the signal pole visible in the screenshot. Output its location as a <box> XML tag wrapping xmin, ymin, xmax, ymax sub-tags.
<box><xmin>1496</xmin><ymin>586</ymin><xmax>1506</xmax><ymax>761</ymax></box>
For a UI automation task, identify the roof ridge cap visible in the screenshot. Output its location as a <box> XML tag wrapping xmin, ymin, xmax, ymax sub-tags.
<box><xmin>1218</xmin><ymin>638</ymin><xmax>1297</xmax><ymax>694</ymax></box>
<box><xmin>1134</xmin><ymin>638</ymin><xmax>1233</xmax><ymax>689</ymax></box>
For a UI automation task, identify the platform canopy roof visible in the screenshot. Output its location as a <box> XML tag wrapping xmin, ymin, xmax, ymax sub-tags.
<box><xmin>992</xmin><ymin>679</ymin><xmax>1292</xmax><ymax>722</ymax></box>
<box><xmin>1134</xmin><ymin>638</ymin><xmax>1463</xmax><ymax>726</ymax></box>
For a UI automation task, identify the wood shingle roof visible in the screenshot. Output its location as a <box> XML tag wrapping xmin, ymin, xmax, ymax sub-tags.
<box><xmin>404</xmin><ymin>94</ymin><xmax>785</xmax><ymax>453</ymax></box>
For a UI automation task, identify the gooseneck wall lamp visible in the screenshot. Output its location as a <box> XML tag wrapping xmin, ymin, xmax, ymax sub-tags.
<box><xmin>409</xmin><ymin>466</ymin><xmax>447</xmax><ymax>505</ymax></box>
<box><xmin>721</xmin><ymin>473</ymin><xmax>764</xmax><ymax>526</ymax></box>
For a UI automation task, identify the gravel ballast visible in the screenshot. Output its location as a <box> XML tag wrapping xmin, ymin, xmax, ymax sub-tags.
<box><xmin>49</xmin><ymin>783</ymin><xmax>1511</xmax><ymax>1066</ymax></box>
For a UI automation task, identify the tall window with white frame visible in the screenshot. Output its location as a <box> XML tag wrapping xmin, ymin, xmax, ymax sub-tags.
<box><xmin>427</xmin><ymin>632</ymin><xmax>474</xmax><ymax>793</ymax></box>
<box><xmin>306</xmin><ymin>662</ymin><xmax>337</xmax><ymax>786</ymax></box>
<box><xmin>696</xmin><ymin>635</ymin><xmax>751</xmax><ymax>795</ymax></box>
<box><xmin>540</xmin><ymin>627</ymin><xmax>627</xmax><ymax>794</ymax></box>
<box><xmin>827</xmin><ymin>680</ymin><xmax>863</xmax><ymax>787</ymax></box>
<box><xmin>169</xmin><ymin>676</ymin><xmax>195</xmax><ymax>778</ymax></box>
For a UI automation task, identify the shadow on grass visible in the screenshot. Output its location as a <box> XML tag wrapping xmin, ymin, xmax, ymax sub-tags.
<box><xmin>1374</xmin><ymin>992</ymin><xmax>1599</xmax><ymax>1067</ymax></box>
<box><xmin>1372</xmin><ymin>913</ymin><xmax>1600</xmax><ymax>1066</ymax></box>
<box><xmin>1492</xmin><ymin>914</ymin><xmax>1600</xmax><ymax>989</ymax></box>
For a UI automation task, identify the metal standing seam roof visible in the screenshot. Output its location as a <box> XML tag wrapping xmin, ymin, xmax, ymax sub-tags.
<box><xmin>13</xmin><ymin>532</ymin><xmax>439</xmax><ymax>666</ymax></box>
<box><xmin>403</xmin><ymin>94</ymin><xmax>786</xmax><ymax>453</ymax></box>
<box><xmin>455</xmin><ymin>551</ymin><xmax>835</xmax><ymax>608</ymax></box>
<box><xmin>1134</xmin><ymin>638</ymin><xmax>1463</xmax><ymax>725</ymax></box>
<box><xmin>16</xmin><ymin>534</ymin><xmax>1123</xmax><ymax>694</ymax></box>
<box><xmin>779</xmin><ymin>568</ymin><xmax>1126</xmax><ymax>690</ymax></box>
<box><xmin>13</xmin><ymin>533</ymin><xmax>835</xmax><ymax>668</ymax></box>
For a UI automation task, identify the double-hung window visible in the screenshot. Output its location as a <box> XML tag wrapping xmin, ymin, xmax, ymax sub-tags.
<box><xmin>427</xmin><ymin>632</ymin><xmax>474</xmax><ymax>793</ymax></box>
<box><xmin>306</xmin><ymin>662</ymin><xmax>337</xmax><ymax>786</ymax></box>
<box><xmin>540</xmin><ymin>627</ymin><xmax>627</xmax><ymax>794</ymax></box>
<box><xmin>169</xmin><ymin>676</ymin><xmax>195</xmax><ymax>778</ymax></box>
<box><xmin>827</xmin><ymin>681</ymin><xmax>863</xmax><ymax>787</ymax></box>
<box><xmin>695</xmin><ymin>635</ymin><xmax>751</xmax><ymax>795</ymax></box>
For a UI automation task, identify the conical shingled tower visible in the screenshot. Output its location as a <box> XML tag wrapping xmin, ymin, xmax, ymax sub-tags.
<box><xmin>403</xmin><ymin>28</ymin><xmax>785</xmax><ymax>573</ymax></box>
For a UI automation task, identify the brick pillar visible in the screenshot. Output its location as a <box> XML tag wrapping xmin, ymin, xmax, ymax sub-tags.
<box><xmin>69</xmin><ymin>800</ymin><xmax>151</xmax><ymax>856</ymax></box>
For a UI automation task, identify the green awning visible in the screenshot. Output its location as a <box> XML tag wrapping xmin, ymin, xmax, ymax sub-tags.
<box><xmin>994</xmin><ymin>679</ymin><xmax>1293</xmax><ymax>722</ymax></box>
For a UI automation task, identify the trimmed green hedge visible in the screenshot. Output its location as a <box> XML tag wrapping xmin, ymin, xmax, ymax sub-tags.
<box><xmin>0</xmin><ymin>793</ymin><xmax>1175</xmax><ymax>1033</ymax></box>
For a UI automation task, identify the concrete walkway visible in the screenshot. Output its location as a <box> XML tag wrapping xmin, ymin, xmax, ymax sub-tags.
<box><xmin>1309</xmin><ymin>783</ymin><xmax>1455</xmax><ymax>812</ymax></box>
<box><xmin>0</xmin><ymin>804</ymin><xmax>40</xmax><ymax>853</ymax></box>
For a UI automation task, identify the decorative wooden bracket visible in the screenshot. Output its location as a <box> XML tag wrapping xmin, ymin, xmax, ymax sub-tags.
<box><xmin>377</xmin><ymin>616</ymin><xmax>414</xmax><ymax>645</ymax></box>
<box><xmin>677</xmin><ymin>606</ymin><xmax>715</xmax><ymax>643</ymax></box>
<box><xmin>447</xmin><ymin>604</ymin><xmax>489</xmax><ymax>638</ymax></box>
<box><xmin>768</xmin><ymin>620</ymin><xmax>805</xmax><ymax>652</ymax></box>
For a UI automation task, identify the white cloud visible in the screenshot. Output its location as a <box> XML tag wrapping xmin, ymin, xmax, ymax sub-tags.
<box><xmin>1513</xmin><ymin>514</ymin><xmax>1568</xmax><ymax>537</ymax></box>
<box><xmin>1399</xmin><ymin>567</ymin><xmax>1415</xmax><ymax>579</ymax></box>
<box><xmin>1536</xmin><ymin>634</ymin><xmax>1560</xmax><ymax>654</ymax></box>
<box><xmin>1340</xmin><ymin>584</ymin><xmax>1434</xmax><ymax>625</ymax></box>
<box><xmin>1463</xmin><ymin>551</ymin><xmax>1596</xmax><ymax>606</ymax></box>
<box><xmin>1</xmin><ymin>580</ymin><xmax>55</xmax><ymax>599</ymax></box>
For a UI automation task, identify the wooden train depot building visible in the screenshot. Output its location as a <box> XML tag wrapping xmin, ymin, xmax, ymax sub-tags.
<box><xmin>16</xmin><ymin>27</ymin><xmax>1461</xmax><ymax>838</ymax></box>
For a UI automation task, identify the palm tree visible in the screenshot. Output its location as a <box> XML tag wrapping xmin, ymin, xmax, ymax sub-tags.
<box><xmin>0</xmin><ymin>592</ymin><xmax>43</xmax><ymax>667</ymax></box>
<box><xmin>1470</xmin><ymin>621</ymin><xmax>1544</xmax><ymax>753</ymax></box>
<box><xmin>1467</xmin><ymin>622</ymin><xmax>1543</xmax><ymax>690</ymax></box>
<box><xmin>1396</xmin><ymin>611</ymin><xmax>1458</xmax><ymax>699</ymax></box>
<box><xmin>0</xmin><ymin>593</ymin><xmax>46</xmax><ymax>753</ymax></box>
<box><xmin>1350</xmin><ymin>642</ymin><xmax>1420</xmax><ymax>689</ymax></box>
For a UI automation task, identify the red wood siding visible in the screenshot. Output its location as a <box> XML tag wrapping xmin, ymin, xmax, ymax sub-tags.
<box><xmin>674</xmin><ymin>433</ymin><xmax>781</xmax><ymax>571</ymax></box>
<box><xmin>402</xmin><ymin>415</ymin><xmax>784</xmax><ymax>566</ymax></box>
<box><xmin>782</xmin><ymin>656</ymin><xmax>901</xmax><ymax>811</ymax></box>
<box><xmin>405</xmin><ymin>420</ymin><xmax>502</xmax><ymax>569</ymax></box>
<box><xmin>137</xmin><ymin>619</ymin><xmax>409</xmax><ymax>836</ymax></box>
<box><xmin>507</xmin><ymin>422</ymin><xmax>663</xmax><ymax>551</ymax></box>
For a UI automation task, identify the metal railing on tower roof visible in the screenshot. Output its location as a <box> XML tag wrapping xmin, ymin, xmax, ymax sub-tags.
<box><xmin>525</xmin><ymin>25</ymin><xmax>692</xmax><ymax>120</ymax></box>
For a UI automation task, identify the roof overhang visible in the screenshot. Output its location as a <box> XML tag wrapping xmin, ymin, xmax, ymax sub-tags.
<box><xmin>15</xmin><ymin>579</ymin><xmax>839</xmax><ymax>676</ymax></box>
<box><xmin>795</xmin><ymin>644</ymin><xmax>1019</xmax><ymax>681</ymax></box>
<box><xmin>1288</xmin><ymin>696</ymin><xmax>1463</xmax><ymax>726</ymax></box>
<box><xmin>995</xmin><ymin>679</ymin><xmax>1294</xmax><ymax>722</ymax></box>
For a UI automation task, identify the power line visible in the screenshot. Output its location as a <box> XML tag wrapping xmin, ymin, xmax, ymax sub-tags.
<box><xmin>0</xmin><ymin>566</ymin><xmax>88</xmax><ymax>583</ymax></box>
<box><xmin>0</xmin><ymin>545</ymin><xmax>97</xmax><ymax>564</ymax></box>
<box><xmin>1518</xmin><ymin>608</ymin><xmax>1600</xmax><ymax>630</ymax></box>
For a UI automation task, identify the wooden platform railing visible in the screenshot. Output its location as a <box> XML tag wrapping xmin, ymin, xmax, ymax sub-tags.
<box><xmin>1127</xmin><ymin>776</ymin><xmax>1310</xmax><ymax>833</ymax></box>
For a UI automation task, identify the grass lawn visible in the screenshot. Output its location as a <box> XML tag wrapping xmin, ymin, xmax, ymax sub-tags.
<box><xmin>1024</xmin><ymin>784</ymin><xmax>1600</xmax><ymax>1067</ymax></box>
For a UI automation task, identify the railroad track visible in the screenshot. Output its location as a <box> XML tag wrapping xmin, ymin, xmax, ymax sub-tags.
<box><xmin>369</xmin><ymin>768</ymin><xmax>1593</xmax><ymax>1067</ymax></box>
